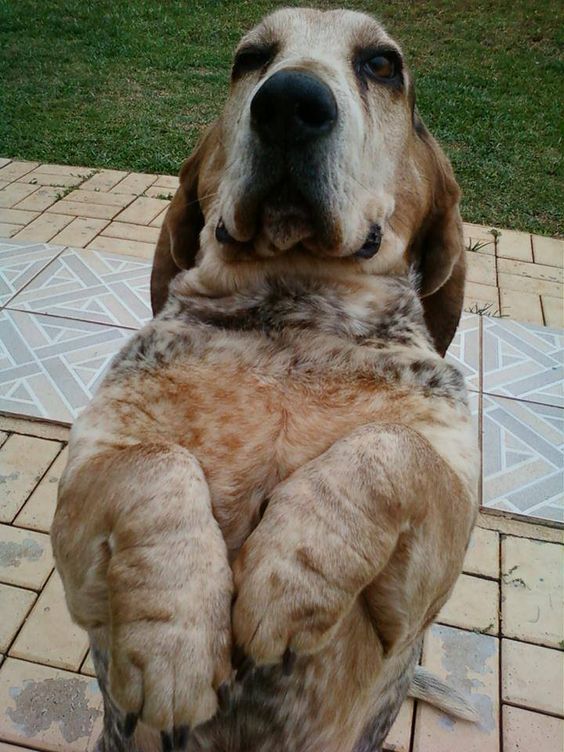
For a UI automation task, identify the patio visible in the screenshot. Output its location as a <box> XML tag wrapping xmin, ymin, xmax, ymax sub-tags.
<box><xmin>0</xmin><ymin>158</ymin><xmax>562</xmax><ymax>751</ymax></box>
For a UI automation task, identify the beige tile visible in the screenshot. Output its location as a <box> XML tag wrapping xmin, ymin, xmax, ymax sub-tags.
<box><xmin>0</xmin><ymin>208</ymin><xmax>40</xmax><ymax>226</ymax></box>
<box><xmin>86</xmin><ymin>233</ymin><xmax>155</xmax><ymax>259</ymax></box>
<box><xmin>19</xmin><ymin>172</ymin><xmax>85</xmax><ymax>188</ymax></box>
<box><xmin>153</xmin><ymin>174</ymin><xmax>179</xmax><ymax>190</ymax></box>
<box><xmin>32</xmin><ymin>164</ymin><xmax>92</xmax><ymax>177</ymax></box>
<box><xmin>462</xmin><ymin>222</ymin><xmax>496</xmax><ymax>244</ymax></box>
<box><xmin>0</xmin><ymin>183</ymin><xmax>38</xmax><ymax>208</ymax></box>
<box><xmin>15</xmin><ymin>447</ymin><xmax>68</xmax><ymax>533</ymax></box>
<box><xmin>80</xmin><ymin>651</ymin><xmax>96</xmax><ymax>678</ymax></box>
<box><xmin>14</xmin><ymin>186</ymin><xmax>60</xmax><ymax>212</ymax></box>
<box><xmin>496</xmin><ymin>229</ymin><xmax>533</xmax><ymax>262</ymax></box>
<box><xmin>463</xmin><ymin>527</ymin><xmax>499</xmax><ymax>579</ymax></box>
<box><xmin>503</xmin><ymin>705</ymin><xmax>563</xmax><ymax>752</ymax></box>
<box><xmin>0</xmin><ymin>417</ymin><xmax>70</xmax><ymax>442</ymax></box>
<box><xmin>498</xmin><ymin>257</ymin><xmax>563</xmax><ymax>285</ymax></box>
<box><xmin>10</xmin><ymin>570</ymin><xmax>89</xmax><ymax>671</ymax></box>
<box><xmin>0</xmin><ymin>742</ymin><xmax>39</xmax><ymax>750</ymax></box>
<box><xmin>464</xmin><ymin>282</ymin><xmax>500</xmax><ymax>315</ymax></box>
<box><xmin>115</xmin><ymin>195</ymin><xmax>169</xmax><ymax>225</ymax></box>
<box><xmin>100</xmin><ymin>220</ymin><xmax>160</xmax><ymax>244</ymax></box>
<box><xmin>501</xmin><ymin>536</ymin><xmax>563</xmax><ymax>647</ymax></box>
<box><xmin>0</xmin><ymin>435</ymin><xmax>62</xmax><ymax>523</ymax></box>
<box><xmin>50</xmin><ymin>217</ymin><xmax>109</xmax><ymax>248</ymax></box>
<box><xmin>0</xmin><ymin>161</ymin><xmax>40</xmax><ymax>182</ymax></box>
<box><xmin>477</xmin><ymin>513</ymin><xmax>564</xmax><ymax>546</ymax></box>
<box><xmin>532</xmin><ymin>234</ymin><xmax>564</xmax><ymax>268</ymax></box>
<box><xmin>0</xmin><ymin>158</ymin><xmax>12</xmax><ymax>168</ymax></box>
<box><xmin>0</xmin><ymin>524</ymin><xmax>53</xmax><ymax>589</ymax></box>
<box><xmin>0</xmin><ymin>180</ymin><xmax>10</xmax><ymax>190</ymax></box>
<box><xmin>413</xmin><ymin>624</ymin><xmax>499</xmax><ymax>752</ymax></box>
<box><xmin>0</xmin><ymin>584</ymin><xmax>36</xmax><ymax>652</ymax></box>
<box><xmin>499</xmin><ymin>289</ymin><xmax>544</xmax><ymax>325</ymax></box>
<box><xmin>62</xmin><ymin>189</ymin><xmax>136</xmax><ymax>208</ymax></box>
<box><xmin>0</xmin><ymin>223</ymin><xmax>21</xmax><ymax>238</ymax></box>
<box><xmin>542</xmin><ymin>295</ymin><xmax>564</xmax><ymax>328</ymax></box>
<box><xmin>0</xmin><ymin>431</ymin><xmax>8</xmax><ymax>448</ymax></box>
<box><xmin>437</xmin><ymin>573</ymin><xmax>499</xmax><ymax>634</ymax></box>
<box><xmin>384</xmin><ymin>699</ymin><xmax>413</xmax><ymax>752</ymax></box>
<box><xmin>498</xmin><ymin>272</ymin><xmax>562</xmax><ymax>298</ymax></box>
<box><xmin>465</xmin><ymin>252</ymin><xmax>497</xmax><ymax>286</ymax></box>
<box><xmin>149</xmin><ymin>207</ymin><xmax>168</xmax><ymax>227</ymax></box>
<box><xmin>0</xmin><ymin>657</ymin><xmax>102</xmax><ymax>751</ymax></box>
<box><xmin>78</xmin><ymin>168</ymin><xmax>129</xmax><ymax>192</ymax></box>
<box><xmin>49</xmin><ymin>200</ymin><xmax>121</xmax><ymax>220</ymax></box>
<box><xmin>13</xmin><ymin>212</ymin><xmax>74</xmax><ymax>242</ymax></box>
<box><xmin>502</xmin><ymin>639</ymin><xmax>563</xmax><ymax>716</ymax></box>
<box><xmin>111</xmin><ymin>171</ymin><xmax>157</xmax><ymax>194</ymax></box>
<box><xmin>144</xmin><ymin>185</ymin><xmax>175</xmax><ymax>199</ymax></box>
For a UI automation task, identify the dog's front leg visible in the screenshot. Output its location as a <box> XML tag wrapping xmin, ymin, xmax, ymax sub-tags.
<box><xmin>232</xmin><ymin>422</ymin><xmax>476</xmax><ymax>669</ymax></box>
<box><xmin>52</xmin><ymin>443</ymin><xmax>233</xmax><ymax>744</ymax></box>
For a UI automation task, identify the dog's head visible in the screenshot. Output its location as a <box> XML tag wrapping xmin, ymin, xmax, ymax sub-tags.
<box><xmin>153</xmin><ymin>8</ymin><xmax>465</xmax><ymax>353</ymax></box>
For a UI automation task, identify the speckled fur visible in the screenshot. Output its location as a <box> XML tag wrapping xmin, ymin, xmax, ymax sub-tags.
<box><xmin>53</xmin><ymin>264</ymin><xmax>478</xmax><ymax>752</ymax></box>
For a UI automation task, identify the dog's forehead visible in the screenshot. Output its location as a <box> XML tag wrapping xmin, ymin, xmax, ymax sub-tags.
<box><xmin>240</xmin><ymin>8</ymin><xmax>398</xmax><ymax>59</ymax></box>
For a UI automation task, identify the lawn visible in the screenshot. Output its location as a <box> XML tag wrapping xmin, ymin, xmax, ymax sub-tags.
<box><xmin>0</xmin><ymin>0</ymin><xmax>561</xmax><ymax>235</ymax></box>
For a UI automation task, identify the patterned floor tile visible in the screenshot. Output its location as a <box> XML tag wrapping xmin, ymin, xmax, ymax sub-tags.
<box><xmin>0</xmin><ymin>309</ymin><xmax>132</xmax><ymax>423</ymax></box>
<box><xmin>482</xmin><ymin>317</ymin><xmax>563</xmax><ymax>407</ymax></box>
<box><xmin>8</xmin><ymin>247</ymin><xmax>152</xmax><ymax>329</ymax></box>
<box><xmin>446</xmin><ymin>312</ymin><xmax>481</xmax><ymax>392</ymax></box>
<box><xmin>482</xmin><ymin>394</ymin><xmax>563</xmax><ymax>522</ymax></box>
<box><xmin>0</xmin><ymin>239</ymin><xmax>63</xmax><ymax>306</ymax></box>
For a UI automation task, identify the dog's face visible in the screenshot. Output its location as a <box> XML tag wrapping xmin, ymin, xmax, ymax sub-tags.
<box><xmin>154</xmin><ymin>8</ymin><xmax>465</xmax><ymax>354</ymax></box>
<box><xmin>195</xmin><ymin>8</ymin><xmax>421</xmax><ymax>277</ymax></box>
<box><xmin>216</xmin><ymin>8</ymin><xmax>412</xmax><ymax>268</ymax></box>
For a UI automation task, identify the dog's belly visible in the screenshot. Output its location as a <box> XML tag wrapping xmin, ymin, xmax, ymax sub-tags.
<box><xmin>86</xmin><ymin>352</ymin><xmax>397</xmax><ymax>555</ymax></box>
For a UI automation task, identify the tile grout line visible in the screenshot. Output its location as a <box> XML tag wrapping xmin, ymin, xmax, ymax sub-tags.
<box><xmin>4</xmin><ymin>304</ymin><xmax>142</xmax><ymax>333</ymax></box>
<box><xmin>501</xmin><ymin>699</ymin><xmax>564</xmax><ymax>722</ymax></box>
<box><xmin>480</xmin><ymin>389</ymin><xmax>564</xmax><ymax>411</ymax></box>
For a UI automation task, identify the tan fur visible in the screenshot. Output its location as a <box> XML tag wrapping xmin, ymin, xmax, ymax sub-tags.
<box><xmin>53</xmin><ymin>9</ymin><xmax>478</xmax><ymax>752</ymax></box>
<box><xmin>151</xmin><ymin>9</ymin><xmax>465</xmax><ymax>354</ymax></box>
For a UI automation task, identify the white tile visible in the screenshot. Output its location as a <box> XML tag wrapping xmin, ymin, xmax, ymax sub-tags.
<box><xmin>0</xmin><ymin>309</ymin><xmax>132</xmax><ymax>424</ymax></box>
<box><xmin>9</xmin><ymin>247</ymin><xmax>152</xmax><ymax>329</ymax></box>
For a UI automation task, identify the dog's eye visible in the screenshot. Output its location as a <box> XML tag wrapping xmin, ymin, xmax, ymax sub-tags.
<box><xmin>365</xmin><ymin>55</ymin><xmax>396</xmax><ymax>79</ymax></box>
<box><xmin>232</xmin><ymin>48</ymin><xmax>272</xmax><ymax>78</ymax></box>
<box><xmin>355</xmin><ymin>49</ymin><xmax>402</xmax><ymax>87</ymax></box>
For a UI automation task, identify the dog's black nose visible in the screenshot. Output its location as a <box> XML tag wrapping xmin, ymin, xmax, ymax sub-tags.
<box><xmin>251</xmin><ymin>70</ymin><xmax>337</xmax><ymax>145</ymax></box>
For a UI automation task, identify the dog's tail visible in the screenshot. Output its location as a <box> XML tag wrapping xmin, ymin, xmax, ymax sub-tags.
<box><xmin>408</xmin><ymin>667</ymin><xmax>479</xmax><ymax>722</ymax></box>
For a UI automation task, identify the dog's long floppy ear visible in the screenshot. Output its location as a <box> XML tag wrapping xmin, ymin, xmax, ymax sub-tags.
<box><xmin>150</xmin><ymin>124</ymin><xmax>219</xmax><ymax>314</ymax></box>
<box><xmin>408</xmin><ymin>122</ymin><xmax>466</xmax><ymax>356</ymax></box>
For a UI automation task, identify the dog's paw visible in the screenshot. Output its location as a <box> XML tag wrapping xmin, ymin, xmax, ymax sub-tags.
<box><xmin>231</xmin><ymin>503</ymin><xmax>355</xmax><ymax>671</ymax></box>
<box><xmin>107</xmin><ymin>543</ymin><xmax>233</xmax><ymax>744</ymax></box>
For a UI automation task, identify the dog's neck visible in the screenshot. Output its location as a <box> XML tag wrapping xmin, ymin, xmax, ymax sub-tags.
<box><xmin>164</xmin><ymin>264</ymin><xmax>433</xmax><ymax>351</ymax></box>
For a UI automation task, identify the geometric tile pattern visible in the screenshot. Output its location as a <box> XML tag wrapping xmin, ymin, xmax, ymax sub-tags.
<box><xmin>9</xmin><ymin>247</ymin><xmax>152</xmax><ymax>329</ymax></box>
<box><xmin>0</xmin><ymin>309</ymin><xmax>131</xmax><ymax>423</ymax></box>
<box><xmin>446</xmin><ymin>312</ymin><xmax>481</xmax><ymax>392</ymax></box>
<box><xmin>0</xmin><ymin>240</ymin><xmax>63</xmax><ymax>306</ymax></box>
<box><xmin>482</xmin><ymin>394</ymin><xmax>563</xmax><ymax>522</ymax></box>
<box><xmin>483</xmin><ymin>318</ymin><xmax>563</xmax><ymax>408</ymax></box>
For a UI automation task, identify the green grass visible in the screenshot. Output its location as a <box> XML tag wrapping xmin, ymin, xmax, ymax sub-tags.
<box><xmin>0</xmin><ymin>0</ymin><xmax>561</xmax><ymax>235</ymax></box>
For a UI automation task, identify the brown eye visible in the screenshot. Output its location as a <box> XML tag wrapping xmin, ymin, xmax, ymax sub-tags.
<box><xmin>365</xmin><ymin>55</ymin><xmax>396</xmax><ymax>79</ymax></box>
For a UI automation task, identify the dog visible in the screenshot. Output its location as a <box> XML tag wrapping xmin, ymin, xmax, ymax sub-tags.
<box><xmin>52</xmin><ymin>9</ymin><xmax>479</xmax><ymax>752</ymax></box>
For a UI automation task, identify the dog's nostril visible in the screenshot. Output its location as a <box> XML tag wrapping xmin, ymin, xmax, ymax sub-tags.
<box><xmin>251</xmin><ymin>69</ymin><xmax>337</xmax><ymax>145</ymax></box>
